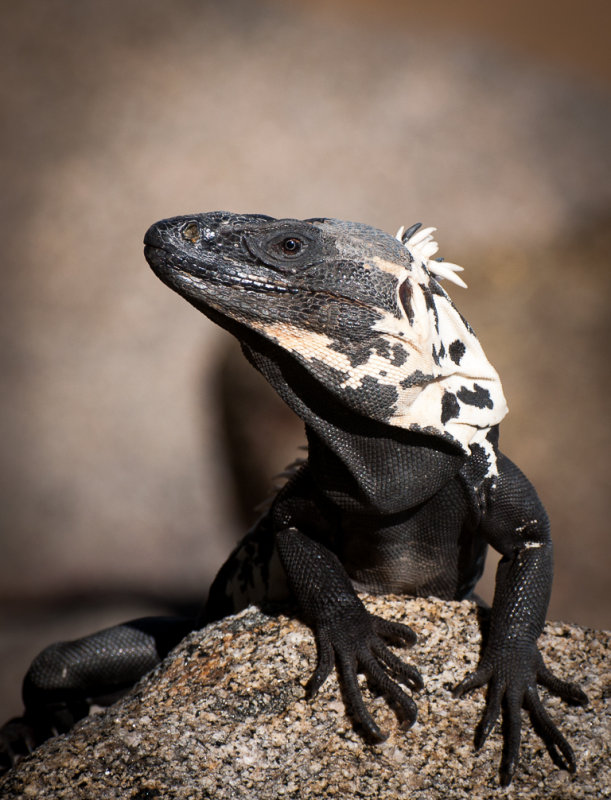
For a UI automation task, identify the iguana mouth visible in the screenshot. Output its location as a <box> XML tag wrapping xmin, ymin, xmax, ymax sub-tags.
<box><xmin>144</xmin><ymin>244</ymin><xmax>298</xmax><ymax>296</ymax></box>
<box><xmin>171</xmin><ymin>267</ymin><xmax>299</xmax><ymax>295</ymax></box>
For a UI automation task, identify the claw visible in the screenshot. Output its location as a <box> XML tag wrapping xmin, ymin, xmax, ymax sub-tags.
<box><xmin>500</xmin><ymin>761</ymin><xmax>517</xmax><ymax>787</ymax></box>
<box><xmin>453</xmin><ymin>665</ymin><xmax>492</xmax><ymax>698</ymax></box>
<box><xmin>371</xmin><ymin>615</ymin><xmax>417</xmax><ymax>647</ymax></box>
<box><xmin>372</xmin><ymin>642</ymin><xmax>423</xmax><ymax>692</ymax></box>
<box><xmin>361</xmin><ymin>651</ymin><xmax>418</xmax><ymax>730</ymax></box>
<box><xmin>474</xmin><ymin>680</ymin><xmax>502</xmax><ymax>750</ymax></box>
<box><xmin>536</xmin><ymin>657</ymin><xmax>589</xmax><ymax>706</ymax></box>
<box><xmin>498</xmin><ymin>693</ymin><xmax>522</xmax><ymax>786</ymax></box>
<box><xmin>524</xmin><ymin>687</ymin><xmax>577</xmax><ymax>772</ymax></box>
<box><xmin>335</xmin><ymin>650</ymin><xmax>387</xmax><ymax>742</ymax></box>
<box><xmin>305</xmin><ymin>628</ymin><xmax>334</xmax><ymax>698</ymax></box>
<box><xmin>0</xmin><ymin>715</ymin><xmax>46</xmax><ymax>776</ymax></box>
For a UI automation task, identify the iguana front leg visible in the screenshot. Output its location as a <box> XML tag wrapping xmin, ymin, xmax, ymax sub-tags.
<box><xmin>454</xmin><ymin>454</ymin><xmax>588</xmax><ymax>785</ymax></box>
<box><xmin>276</xmin><ymin>528</ymin><xmax>422</xmax><ymax>739</ymax></box>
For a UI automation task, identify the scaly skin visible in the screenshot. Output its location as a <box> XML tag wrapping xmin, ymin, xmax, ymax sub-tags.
<box><xmin>0</xmin><ymin>214</ymin><xmax>588</xmax><ymax>785</ymax></box>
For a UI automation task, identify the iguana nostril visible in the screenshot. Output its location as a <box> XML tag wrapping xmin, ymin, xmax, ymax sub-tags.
<box><xmin>181</xmin><ymin>222</ymin><xmax>200</xmax><ymax>243</ymax></box>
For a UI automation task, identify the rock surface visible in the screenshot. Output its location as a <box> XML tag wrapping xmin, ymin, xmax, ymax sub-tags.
<box><xmin>1</xmin><ymin>596</ymin><xmax>608</xmax><ymax>799</ymax></box>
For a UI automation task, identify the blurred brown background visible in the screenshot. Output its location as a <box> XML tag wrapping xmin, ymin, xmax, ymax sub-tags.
<box><xmin>0</xmin><ymin>0</ymin><xmax>609</xmax><ymax>722</ymax></box>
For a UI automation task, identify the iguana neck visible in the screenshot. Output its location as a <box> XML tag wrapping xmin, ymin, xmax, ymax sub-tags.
<box><xmin>240</xmin><ymin>336</ymin><xmax>465</xmax><ymax>514</ymax></box>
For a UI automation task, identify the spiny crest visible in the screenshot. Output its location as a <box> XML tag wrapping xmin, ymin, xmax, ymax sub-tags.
<box><xmin>395</xmin><ymin>223</ymin><xmax>467</xmax><ymax>289</ymax></box>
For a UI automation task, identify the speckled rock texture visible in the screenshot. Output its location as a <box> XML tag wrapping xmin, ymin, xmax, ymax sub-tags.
<box><xmin>1</xmin><ymin>597</ymin><xmax>608</xmax><ymax>799</ymax></box>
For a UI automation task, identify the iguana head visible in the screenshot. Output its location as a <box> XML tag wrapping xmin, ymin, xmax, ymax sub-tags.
<box><xmin>144</xmin><ymin>212</ymin><xmax>507</xmax><ymax>453</ymax></box>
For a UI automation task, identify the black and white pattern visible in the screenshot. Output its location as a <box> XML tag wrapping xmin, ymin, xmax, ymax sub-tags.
<box><xmin>246</xmin><ymin>219</ymin><xmax>507</xmax><ymax>463</ymax></box>
<box><xmin>393</xmin><ymin>223</ymin><xmax>507</xmax><ymax>468</ymax></box>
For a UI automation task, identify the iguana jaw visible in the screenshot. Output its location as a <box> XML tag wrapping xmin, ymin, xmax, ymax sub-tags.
<box><xmin>144</xmin><ymin>242</ymin><xmax>298</xmax><ymax>299</ymax></box>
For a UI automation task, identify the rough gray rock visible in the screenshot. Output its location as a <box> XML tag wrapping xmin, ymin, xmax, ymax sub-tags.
<box><xmin>1</xmin><ymin>597</ymin><xmax>608</xmax><ymax>799</ymax></box>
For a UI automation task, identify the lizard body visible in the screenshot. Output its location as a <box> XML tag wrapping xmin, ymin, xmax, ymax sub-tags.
<box><xmin>0</xmin><ymin>213</ymin><xmax>588</xmax><ymax>785</ymax></box>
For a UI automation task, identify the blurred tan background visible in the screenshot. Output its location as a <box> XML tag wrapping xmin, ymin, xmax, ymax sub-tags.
<box><xmin>0</xmin><ymin>0</ymin><xmax>609</xmax><ymax>722</ymax></box>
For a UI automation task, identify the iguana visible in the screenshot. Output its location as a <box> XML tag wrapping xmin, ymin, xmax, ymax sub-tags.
<box><xmin>0</xmin><ymin>213</ymin><xmax>588</xmax><ymax>786</ymax></box>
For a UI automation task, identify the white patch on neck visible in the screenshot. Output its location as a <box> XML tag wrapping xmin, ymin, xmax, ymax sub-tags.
<box><xmin>371</xmin><ymin>233</ymin><xmax>508</xmax><ymax>454</ymax></box>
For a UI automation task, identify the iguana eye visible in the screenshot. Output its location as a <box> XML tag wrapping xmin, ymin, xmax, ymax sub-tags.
<box><xmin>281</xmin><ymin>238</ymin><xmax>302</xmax><ymax>255</ymax></box>
<box><xmin>181</xmin><ymin>222</ymin><xmax>200</xmax><ymax>243</ymax></box>
<box><xmin>244</xmin><ymin>222</ymin><xmax>321</xmax><ymax>271</ymax></box>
